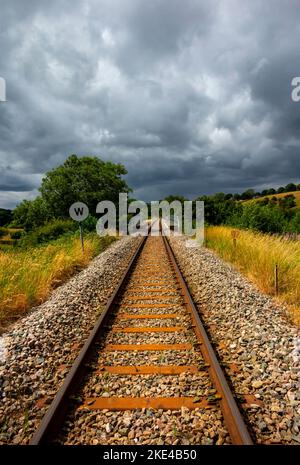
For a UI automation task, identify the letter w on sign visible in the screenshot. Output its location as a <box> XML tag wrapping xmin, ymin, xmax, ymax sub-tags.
<box><xmin>69</xmin><ymin>202</ymin><xmax>89</xmax><ymax>222</ymax></box>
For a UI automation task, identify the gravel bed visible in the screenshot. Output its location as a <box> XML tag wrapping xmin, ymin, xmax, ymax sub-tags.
<box><xmin>59</xmin><ymin>375</ymin><xmax>230</xmax><ymax>446</ymax></box>
<box><xmin>115</xmin><ymin>316</ymin><xmax>191</xmax><ymax>328</ymax></box>
<box><xmin>169</xmin><ymin>236</ymin><xmax>300</xmax><ymax>444</ymax></box>
<box><xmin>82</xmin><ymin>373</ymin><xmax>213</xmax><ymax>398</ymax></box>
<box><xmin>118</xmin><ymin>305</ymin><xmax>185</xmax><ymax>315</ymax></box>
<box><xmin>106</xmin><ymin>331</ymin><xmax>198</xmax><ymax>345</ymax></box>
<box><xmin>0</xmin><ymin>236</ymin><xmax>141</xmax><ymax>445</ymax></box>
<box><xmin>97</xmin><ymin>349</ymin><xmax>204</xmax><ymax>367</ymax></box>
<box><xmin>120</xmin><ymin>297</ymin><xmax>182</xmax><ymax>304</ymax></box>
<box><xmin>60</xmin><ymin>406</ymin><xmax>230</xmax><ymax>445</ymax></box>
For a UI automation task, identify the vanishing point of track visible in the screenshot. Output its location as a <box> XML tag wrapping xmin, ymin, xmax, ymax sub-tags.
<box><xmin>30</xmin><ymin>224</ymin><xmax>253</xmax><ymax>445</ymax></box>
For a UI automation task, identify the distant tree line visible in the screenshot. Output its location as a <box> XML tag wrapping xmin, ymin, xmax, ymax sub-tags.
<box><xmin>5</xmin><ymin>153</ymin><xmax>300</xmax><ymax>237</ymax></box>
<box><xmin>161</xmin><ymin>189</ymin><xmax>300</xmax><ymax>234</ymax></box>
<box><xmin>227</xmin><ymin>183</ymin><xmax>300</xmax><ymax>201</ymax></box>
<box><xmin>193</xmin><ymin>191</ymin><xmax>300</xmax><ymax>234</ymax></box>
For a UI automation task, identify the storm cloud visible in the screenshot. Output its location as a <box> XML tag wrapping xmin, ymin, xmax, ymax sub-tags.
<box><xmin>0</xmin><ymin>0</ymin><xmax>300</xmax><ymax>208</ymax></box>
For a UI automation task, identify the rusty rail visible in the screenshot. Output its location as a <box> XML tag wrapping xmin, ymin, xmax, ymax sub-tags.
<box><xmin>163</xmin><ymin>235</ymin><xmax>253</xmax><ymax>445</ymax></box>
<box><xmin>30</xmin><ymin>234</ymin><xmax>147</xmax><ymax>445</ymax></box>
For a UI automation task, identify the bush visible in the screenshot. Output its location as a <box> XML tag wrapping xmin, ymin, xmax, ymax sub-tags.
<box><xmin>19</xmin><ymin>219</ymin><xmax>77</xmax><ymax>247</ymax></box>
<box><xmin>81</xmin><ymin>215</ymin><xmax>98</xmax><ymax>232</ymax></box>
<box><xmin>230</xmin><ymin>203</ymin><xmax>287</xmax><ymax>233</ymax></box>
<box><xmin>0</xmin><ymin>227</ymin><xmax>8</xmax><ymax>238</ymax></box>
<box><xmin>10</xmin><ymin>230</ymin><xmax>23</xmax><ymax>240</ymax></box>
<box><xmin>285</xmin><ymin>211</ymin><xmax>300</xmax><ymax>233</ymax></box>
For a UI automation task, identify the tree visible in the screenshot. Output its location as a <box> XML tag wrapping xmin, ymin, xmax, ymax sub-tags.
<box><xmin>13</xmin><ymin>197</ymin><xmax>50</xmax><ymax>230</ymax></box>
<box><xmin>163</xmin><ymin>195</ymin><xmax>189</xmax><ymax>204</ymax></box>
<box><xmin>12</xmin><ymin>155</ymin><xmax>131</xmax><ymax>230</ymax></box>
<box><xmin>284</xmin><ymin>183</ymin><xmax>297</xmax><ymax>192</ymax></box>
<box><xmin>240</xmin><ymin>189</ymin><xmax>255</xmax><ymax>200</ymax></box>
<box><xmin>195</xmin><ymin>194</ymin><xmax>241</xmax><ymax>225</ymax></box>
<box><xmin>266</xmin><ymin>188</ymin><xmax>276</xmax><ymax>196</ymax></box>
<box><xmin>39</xmin><ymin>155</ymin><xmax>130</xmax><ymax>218</ymax></box>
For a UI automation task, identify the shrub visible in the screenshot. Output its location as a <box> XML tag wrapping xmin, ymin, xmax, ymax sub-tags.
<box><xmin>10</xmin><ymin>230</ymin><xmax>23</xmax><ymax>240</ymax></box>
<box><xmin>81</xmin><ymin>215</ymin><xmax>98</xmax><ymax>232</ymax></box>
<box><xmin>19</xmin><ymin>219</ymin><xmax>77</xmax><ymax>247</ymax></box>
<box><xmin>0</xmin><ymin>227</ymin><xmax>8</xmax><ymax>238</ymax></box>
<box><xmin>230</xmin><ymin>203</ymin><xmax>287</xmax><ymax>233</ymax></box>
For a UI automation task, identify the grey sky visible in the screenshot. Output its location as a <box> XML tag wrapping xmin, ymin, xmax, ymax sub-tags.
<box><xmin>0</xmin><ymin>0</ymin><xmax>300</xmax><ymax>208</ymax></box>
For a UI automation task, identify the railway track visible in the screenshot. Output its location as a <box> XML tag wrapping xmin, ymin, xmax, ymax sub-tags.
<box><xmin>30</xmin><ymin>226</ymin><xmax>253</xmax><ymax>445</ymax></box>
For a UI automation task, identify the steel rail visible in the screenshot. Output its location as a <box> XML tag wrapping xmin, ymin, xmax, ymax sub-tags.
<box><xmin>30</xmin><ymin>234</ymin><xmax>148</xmax><ymax>445</ymax></box>
<box><xmin>162</xmin><ymin>235</ymin><xmax>253</xmax><ymax>445</ymax></box>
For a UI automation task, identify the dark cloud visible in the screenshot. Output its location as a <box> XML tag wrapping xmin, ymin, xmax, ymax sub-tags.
<box><xmin>0</xmin><ymin>0</ymin><xmax>300</xmax><ymax>209</ymax></box>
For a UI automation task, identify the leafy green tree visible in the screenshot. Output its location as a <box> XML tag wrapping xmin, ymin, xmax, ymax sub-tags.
<box><xmin>13</xmin><ymin>197</ymin><xmax>50</xmax><ymax>230</ymax></box>
<box><xmin>284</xmin><ymin>183</ymin><xmax>297</xmax><ymax>192</ymax></box>
<box><xmin>39</xmin><ymin>155</ymin><xmax>130</xmax><ymax>218</ymax></box>
<box><xmin>12</xmin><ymin>155</ymin><xmax>131</xmax><ymax>230</ymax></box>
<box><xmin>240</xmin><ymin>189</ymin><xmax>255</xmax><ymax>200</ymax></box>
<box><xmin>195</xmin><ymin>194</ymin><xmax>241</xmax><ymax>225</ymax></box>
<box><xmin>163</xmin><ymin>195</ymin><xmax>189</xmax><ymax>203</ymax></box>
<box><xmin>266</xmin><ymin>188</ymin><xmax>276</xmax><ymax>195</ymax></box>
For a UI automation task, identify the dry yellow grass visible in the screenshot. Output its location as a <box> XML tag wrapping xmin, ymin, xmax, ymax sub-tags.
<box><xmin>0</xmin><ymin>234</ymin><xmax>115</xmax><ymax>331</ymax></box>
<box><xmin>205</xmin><ymin>226</ymin><xmax>300</xmax><ymax>325</ymax></box>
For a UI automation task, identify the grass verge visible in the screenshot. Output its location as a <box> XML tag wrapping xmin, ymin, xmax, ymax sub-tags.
<box><xmin>0</xmin><ymin>233</ymin><xmax>116</xmax><ymax>332</ymax></box>
<box><xmin>205</xmin><ymin>226</ymin><xmax>300</xmax><ymax>325</ymax></box>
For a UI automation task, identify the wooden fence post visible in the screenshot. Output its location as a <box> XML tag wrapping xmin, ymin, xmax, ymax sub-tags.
<box><xmin>275</xmin><ymin>264</ymin><xmax>279</xmax><ymax>296</ymax></box>
<box><xmin>231</xmin><ymin>230</ymin><xmax>239</xmax><ymax>259</ymax></box>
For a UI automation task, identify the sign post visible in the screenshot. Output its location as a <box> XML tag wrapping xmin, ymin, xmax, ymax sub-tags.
<box><xmin>69</xmin><ymin>202</ymin><xmax>89</xmax><ymax>253</ymax></box>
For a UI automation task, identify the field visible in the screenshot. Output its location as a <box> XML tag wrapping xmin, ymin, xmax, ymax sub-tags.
<box><xmin>205</xmin><ymin>226</ymin><xmax>300</xmax><ymax>325</ymax></box>
<box><xmin>0</xmin><ymin>233</ymin><xmax>116</xmax><ymax>332</ymax></box>
<box><xmin>243</xmin><ymin>190</ymin><xmax>300</xmax><ymax>207</ymax></box>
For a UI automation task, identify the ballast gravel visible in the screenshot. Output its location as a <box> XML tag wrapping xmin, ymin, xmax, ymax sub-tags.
<box><xmin>0</xmin><ymin>236</ymin><xmax>141</xmax><ymax>445</ymax></box>
<box><xmin>169</xmin><ymin>236</ymin><xmax>300</xmax><ymax>445</ymax></box>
